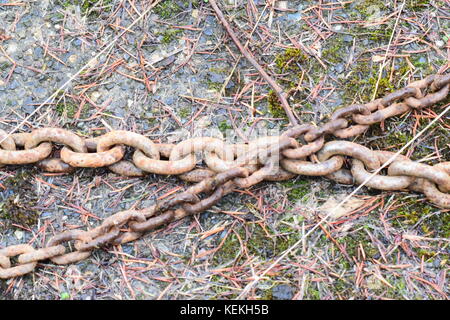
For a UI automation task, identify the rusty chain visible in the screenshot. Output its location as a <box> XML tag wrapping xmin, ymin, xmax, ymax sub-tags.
<box><xmin>0</xmin><ymin>72</ymin><xmax>449</xmax><ymax>279</ymax></box>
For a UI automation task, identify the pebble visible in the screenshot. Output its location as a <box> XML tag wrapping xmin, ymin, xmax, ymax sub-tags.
<box><xmin>334</xmin><ymin>63</ymin><xmax>345</xmax><ymax>73</ymax></box>
<box><xmin>14</xmin><ymin>230</ymin><xmax>24</xmax><ymax>240</ymax></box>
<box><xmin>13</xmin><ymin>66</ymin><xmax>23</xmax><ymax>74</ymax></box>
<box><xmin>90</xmin><ymin>91</ymin><xmax>101</xmax><ymax>102</ymax></box>
<box><xmin>272</xmin><ymin>284</ymin><xmax>294</xmax><ymax>300</ymax></box>
<box><xmin>68</xmin><ymin>54</ymin><xmax>77</xmax><ymax>64</ymax></box>
<box><xmin>435</xmin><ymin>40</ymin><xmax>444</xmax><ymax>48</ymax></box>
<box><xmin>33</xmin><ymin>46</ymin><xmax>44</xmax><ymax>59</ymax></box>
<box><xmin>204</xmin><ymin>27</ymin><xmax>214</xmax><ymax>36</ymax></box>
<box><xmin>7</xmin><ymin>42</ymin><xmax>18</xmax><ymax>55</ymax></box>
<box><xmin>343</xmin><ymin>35</ymin><xmax>353</xmax><ymax>42</ymax></box>
<box><xmin>8</xmin><ymin>80</ymin><xmax>19</xmax><ymax>90</ymax></box>
<box><xmin>40</xmin><ymin>212</ymin><xmax>53</xmax><ymax>218</ymax></box>
<box><xmin>208</xmin><ymin>72</ymin><xmax>225</xmax><ymax>83</ymax></box>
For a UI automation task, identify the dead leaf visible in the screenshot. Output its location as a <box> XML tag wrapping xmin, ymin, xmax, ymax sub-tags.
<box><xmin>319</xmin><ymin>196</ymin><xmax>366</xmax><ymax>220</ymax></box>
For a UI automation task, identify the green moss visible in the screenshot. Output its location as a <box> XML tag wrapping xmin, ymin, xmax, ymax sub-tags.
<box><xmin>178</xmin><ymin>106</ymin><xmax>191</xmax><ymax>119</ymax></box>
<box><xmin>372</xmin><ymin>27</ymin><xmax>394</xmax><ymax>41</ymax></box>
<box><xmin>337</xmin><ymin>230</ymin><xmax>379</xmax><ymax>259</ymax></box>
<box><xmin>60</xmin><ymin>0</ymin><xmax>113</xmax><ymax>15</ymax></box>
<box><xmin>306</xmin><ymin>285</ymin><xmax>321</xmax><ymax>299</ymax></box>
<box><xmin>274</xmin><ymin>48</ymin><xmax>307</xmax><ymax>73</ymax></box>
<box><xmin>392</xmin><ymin>198</ymin><xmax>449</xmax><ymax>238</ymax></box>
<box><xmin>281</xmin><ymin>180</ymin><xmax>310</xmax><ymax>202</ymax></box>
<box><xmin>353</xmin><ymin>0</ymin><xmax>385</xmax><ymax>19</ymax></box>
<box><xmin>405</xmin><ymin>0</ymin><xmax>430</xmax><ymax>10</ymax></box>
<box><xmin>337</xmin><ymin>56</ymin><xmax>413</xmax><ymax>105</ymax></box>
<box><xmin>330</xmin><ymin>278</ymin><xmax>354</xmax><ymax>299</ymax></box>
<box><xmin>60</xmin><ymin>292</ymin><xmax>70</xmax><ymax>300</ymax></box>
<box><xmin>56</xmin><ymin>101</ymin><xmax>77</xmax><ymax>118</ymax></box>
<box><xmin>218</xmin><ymin>120</ymin><xmax>232</xmax><ymax>133</ymax></box>
<box><xmin>369</xmin><ymin>76</ymin><xmax>395</xmax><ymax>98</ymax></box>
<box><xmin>267</xmin><ymin>90</ymin><xmax>287</xmax><ymax>119</ymax></box>
<box><xmin>154</xmin><ymin>0</ymin><xmax>183</xmax><ymax>19</ymax></box>
<box><xmin>213</xmin><ymin>222</ymin><xmax>301</xmax><ymax>265</ymax></box>
<box><xmin>322</xmin><ymin>37</ymin><xmax>346</xmax><ymax>64</ymax></box>
<box><xmin>160</xmin><ymin>28</ymin><xmax>182</xmax><ymax>44</ymax></box>
<box><xmin>205</xmin><ymin>79</ymin><xmax>222</xmax><ymax>91</ymax></box>
<box><xmin>0</xmin><ymin>170</ymin><xmax>39</xmax><ymax>230</ymax></box>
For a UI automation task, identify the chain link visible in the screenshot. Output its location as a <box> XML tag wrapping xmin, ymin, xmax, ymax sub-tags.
<box><xmin>0</xmin><ymin>72</ymin><xmax>449</xmax><ymax>279</ymax></box>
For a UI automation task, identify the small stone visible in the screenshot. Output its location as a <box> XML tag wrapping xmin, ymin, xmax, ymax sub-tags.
<box><xmin>7</xmin><ymin>42</ymin><xmax>18</xmax><ymax>55</ymax></box>
<box><xmin>8</xmin><ymin>80</ymin><xmax>19</xmax><ymax>90</ymax></box>
<box><xmin>435</xmin><ymin>40</ymin><xmax>444</xmax><ymax>48</ymax></box>
<box><xmin>14</xmin><ymin>230</ymin><xmax>24</xmax><ymax>240</ymax></box>
<box><xmin>334</xmin><ymin>63</ymin><xmax>344</xmax><ymax>73</ymax></box>
<box><xmin>204</xmin><ymin>27</ymin><xmax>214</xmax><ymax>36</ymax></box>
<box><xmin>334</xmin><ymin>24</ymin><xmax>343</xmax><ymax>31</ymax></box>
<box><xmin>68</xmin><ymin>54</ymin><xmax>77</xmax><ymax>64</ymax></box>
<box><xmin>13</xmin><ymin>66</ymin><xmax>22</xmax><ymax>74</ymax></box>
<box><xmin>272</xmin><ymin>284</ymin><xmax>294</xmax><ymax>300</ymax></box>
<box><xmin>33</xmin><ymin>46</ymin><xmax>44</xmax><ymax>59</ymax></box>
<box><xmin>192</xmin><ymin>9</ymin><xmax>199</xmax><ymax>19</ymax></box>
<box><xmin>87</xmin><ymin>57</ymin><xmax>98</xmax><ymax>69</ymax></box>
<box><xmin>40</xmin><ymin>212</ymin><xmax>52</xmax><ymax>218</ymax></box>
<box><xmin>208</xmin><ymin>72</ymin><xmax>225</xmax><ymax>83</ymax></box>
<box><xmin>90</xmin><ymin>91</ymin><xmax>101</xmax><ymax>103</ymax></box>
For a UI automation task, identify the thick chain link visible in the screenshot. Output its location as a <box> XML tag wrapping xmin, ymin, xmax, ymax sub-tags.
<box><xmin>0</xmin><ymin>73</ymin><xmax>449</xmax><ymax>279</ymax></box>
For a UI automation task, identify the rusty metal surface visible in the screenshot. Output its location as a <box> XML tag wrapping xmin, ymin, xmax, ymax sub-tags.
<box><xmin>0</xmin><ymin>72</ymin><xmax>449</xmax><ymax>279</ymax></box>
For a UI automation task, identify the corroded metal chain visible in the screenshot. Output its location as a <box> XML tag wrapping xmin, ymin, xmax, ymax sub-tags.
<box><xmin>0</xmin><ymin>72</ymin><xmax>449</xmax><ymax>279</ymax></box>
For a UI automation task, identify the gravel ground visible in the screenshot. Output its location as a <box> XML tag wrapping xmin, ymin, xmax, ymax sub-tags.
<box><xmin>0</xmin><ymin>0</ymin><xmax>449</xmax><ymax>300</ymax></box>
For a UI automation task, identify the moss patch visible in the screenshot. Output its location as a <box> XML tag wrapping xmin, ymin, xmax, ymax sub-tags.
<box><xmin>178</xmin><ymin>106</ymin><xmax>191</xmax><ymax>119</ymax></box>
<box><xmin>154</xmin><ymin>0</ymin><xmax>184</xmax><ymax>19</ymax></box>
<box><xmin>274</xmin><ymin>48</ymin><xmax>307</xmax><ymax>73</ymax></box>
<box><xmin>337</xmin><ymin>230</ymin><xmax>379</xmax><ymax>259</ymax></box>
<box><xmin>56</xmin><ymin>101</ymin><xmax>77</xmax><ymax>119</ymax></box>
<box><xmin>0</xmin><ymin>170</ymin><xmax>39</xmax><ymax>230</ymax></box>
<box><xmin>281</xmin><ymin>180</ymin><xmax>310</xmax><ymax>202</ymax></box>
<box><xmin>392</xmin><ymin>198</ymin><xmax>449</xmax><ymax>239</ymax></box>
<box><xmin>159</xmin><ymin>29</ymin><xmax>183</xmax><ymax>45</ymax></box>
<box><xmin>60</xmin><ymin>0</ymin><xmax>113</xmax><ymax>15</ymax></box>
<box><xmin>212</xmin><ymin>222</ymin><xmax>301</xmax><ymax>265</ymax></box>
<box><xmin>267</xmin><ymin>90</ymin><xmax>288</xmax><ymax>119</ymax></box>
<box><xmin>218</xmin><ymin>120</ymin><xmax>232</xmax><ymax>134</ymax></box>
